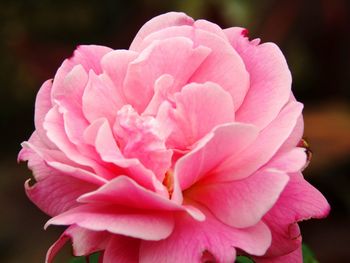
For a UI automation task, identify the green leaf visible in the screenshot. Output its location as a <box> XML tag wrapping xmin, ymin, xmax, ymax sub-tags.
<box><xmin>236</xmin><ymin>255</ymin><xmax>254</xmax><ymax>263</ymax></box>
<box><xmin>302</xmin><ymin>244</ymin><xmax>319</xmax><ymax>263</ymax></box>
<box><xmin>69</xmin><ymin>253</ymin><xmax>100</xmax><ymax>263</ymax></box>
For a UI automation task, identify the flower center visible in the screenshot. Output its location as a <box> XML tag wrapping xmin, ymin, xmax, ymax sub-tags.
<box><xmin>162</xmin><ymin>170</ymin><xmax>174</xmax><ymax>198</ymax></box>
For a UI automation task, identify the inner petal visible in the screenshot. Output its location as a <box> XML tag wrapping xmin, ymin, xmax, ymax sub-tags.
<box><xmin>113</xmin><ymin>105</ymin><xmax>172</xmax><ymax>180</ymax></box>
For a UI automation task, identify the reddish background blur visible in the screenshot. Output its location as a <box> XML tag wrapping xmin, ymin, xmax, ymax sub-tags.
<box><xmin>1</xmin><ymin>0</ymin><xmax>349</xmax><ymax>262</ymax></box>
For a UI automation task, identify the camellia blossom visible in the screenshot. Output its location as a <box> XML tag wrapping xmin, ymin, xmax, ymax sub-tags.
<box><xmin>19</xmin><ymin>12</ymin><xmax>330</xmax><ymax>263</ymax></box>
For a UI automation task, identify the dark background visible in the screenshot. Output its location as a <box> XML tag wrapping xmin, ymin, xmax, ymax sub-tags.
<box><xmin>1</xmin><ymin>0</ymin><xmax>349</xmax><ymax>262</ymax></box>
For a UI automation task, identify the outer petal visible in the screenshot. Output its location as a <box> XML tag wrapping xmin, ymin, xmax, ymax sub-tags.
<box><xmin>45</xmin><ymin>225</ymin><xmax>111</xmax><ymax>263</ymax></box>
<box><xmin>54</xmin><ymin>65</ymin><xmax>90</xmax><ymax>147</ymax></box>
<box><xmin>225</xmin><ymin>27</ymin><xmax>292</xmax><ymax>129</ymax></box>
<box><xmin>130</xmin><ymin>12</ymin><xmax>194</xmax><ymax>51</ymax></box>
<box><xmin>33</xmin><ymin>79</ymin><xmax>56</xmax><ymax>148</ymax></box>
<box><xmin>175</xmin><ymin>123</ymin><xmax>259</xmax><ymax>190</ymax></box>
<box><xmin>46</xmin><ymin>204</ymin><xmax>175</xmax><ymax>241</ymax></box>
<box><xmin>266</xmin><ymin>147</ymin><xmax>307</xmax><ymax>173</ymax></box>
<box><xmin>187</xmin><ymin>169</ymin><xmax>289</xmax><ymax>228</ymax></box>
<box><xmin>140</xmin><ymin>210</ymin><xmax>271</xmax><ymax>263</ymax></box>
<box><xmin>43</xmin><ymin>105</ymin><xmax>115</xmax><ymax>180</ymax></box>
<box><xmin>78</xmin><ymin>175</ymin><xmax>205</xmax><ymax>221</ymax></box>
<box><xmin>161</xmin><ymin>82</ymin><xmax>235</xmax><ymax>149</ymax></box>
<box><xmin>255</xmin><ymin>245</ymin><xmax>302</xmax><ymax>263</ymax></box>
<box><xmin>205</xmin><ymin>101</ymin><xmax>303</xmax><ymax>183</ymax></box>
<box><xmin>262</xmin><ymin>172</ymin><xmax>330</xmax><ymax>257</ymax></box>
<box><xmin>19</xmin><ymin>134</ymin><xmax>99</xmax><ymax>216</ymax></box>
<box><xmin>103</xmin><ymin>235</ymin><xmax>140</xmax><ymax>263</ymax></box>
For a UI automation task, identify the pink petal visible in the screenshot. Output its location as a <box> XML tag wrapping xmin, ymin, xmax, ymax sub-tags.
<box><xmin>143</xmin><ymin>74</ymin><xmax>174</xmax><ymax>116</ymax></box>
<box><xmin>140</xmin><ymin>209</ymin><xmax>271</xmax><ymax>263</ymax></box>
<box><xmin>65</xmin><ymin>45</ymin><xmax>112</xmax><ymax>74</ymax></box>
<box><xmin>50</xmin><ymin>45</ymin><xmax>107</xmax><ymax>99</ymax></box>
<box><xmin>44</xmin><ymin>106</ymin><xmax>114</xmax><ymax>180</ymax></box>
<box><xmin>21</xmin><ymin>136</ymin><xmax>107</xmax><ymax>186</ymax></box>
<box><xmin>130</xmin><ymin>12</ymin><xmax>194</xmax><ymax>51</ymax></box>
<box><xmin>175</xmin><ymin>123</ymin><xmax>259</xmax><ymax>190</ymax></box>
<box><xmin>114</xmin><ymin>105</ymin><xmax>173</xmax><ymax>180</ymax></box>
<box><xmin>187</xmin><ymin>169</ymin><xmax>289</xmax><ymax>228</ymax></box>
<box><xmin>101</xmin><ymin>49</ymin><xmax>138</xmax><ymax>103</ymax></box>
<box><xmin>66</xmin><ymin>226</ymin><xmax>111</xmax><ymax>256</ymax></box>
<box><xmin>78</xmin><ymin>175</ymin><xmax>183</xmax><ymax>211</ymax></box>
<box><xmin>255</xmin><ymin>245</ymin><xmax>302</xmax><ymax>263</ymax></box>
<box><xmin>266</xmin><ymin>147</ymin><xmax>307</xmax><ymax>173</ymax></box>
<box><xmin>188</xmin><ymin>28</ymin><xmax>249</xmax><ymax>110</ymax></box>
<box><xmin>262</xmin><ymin>172</ymin><xmax>330</xmax><ymax>257</ymax></box>
<box><xmin>225</xmin><ymin>27</ymin><xmax>292</xmax><ymax>129</ymax></box>
<box><xmin>82</xmin><ymin>71</ymin><xmax>124</xmax><ymax>124</ymax></box>
<box><xmin>78</xmin><ymin>175</ymin><xmax>205</xmax><ymax>222</ymax></box>
<box><xmin>33</xmin><ymin>79</ymin><xmax>56</xmax><ymax>148</ymax></box>
<box><xmin>124</xmin><ymin>37</ymin><xmax>210</xmax><ymax>112</ymax></box>
<box><xmin>207</xmin><ymin>101</ymin><xmax>303</xmax><ymax>183</ymax></box>
<box><xmin>103</xmin><ymin>235</ymin><xmax>140</xmax><ymax>263</ymax></box>
<box><xmin>163</xmin><ymin>82</ymin><xmax>235</xmax><ymax>149</ymax></box>
<box><xmin>45</xmin><ymin>231</ymin><xmax>70</xmax><ymax>263</ymax></box>
<box><xmin>94</xmin><ymin>118</ymin><xmax>167</xmax><ymax>194</ymax></box>
<box><xmin>46</xmin><ymin>204</ymin><xmax>175</xmax><ymax>241</ymax></box>
<box><xmin>25</xmin><ymin>175</ymin><xmax>96</xmax><ymax>217</ymax></box>
<box><xmin>45</xmin><ymin>226</ymin><xmax>111</xmax><ymax>263</ymax></box>
<box><xmin>136</xmin><ymin>24</ymin><xmax>250</xmax><ymax>109</ymax></box>
<box><xmin>193</xmin><ymin>19</ymin><xmax>227</xmax><ymax>39</ymax></box>
<box><xmin>53</xmin><ymin>65</ymin><xmax>90</xmax><ymax>147</ymax></box>
<box><xmin>20</xmin><ymin>141</ymin><xmax>97</xmax><ymax>216</ymax></box>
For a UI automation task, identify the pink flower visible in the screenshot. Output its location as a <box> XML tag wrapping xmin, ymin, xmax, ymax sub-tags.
<box><xmin>19</xmin><ymin>12</ymin><xmax>330</xmax><ymax>263</ymax></box>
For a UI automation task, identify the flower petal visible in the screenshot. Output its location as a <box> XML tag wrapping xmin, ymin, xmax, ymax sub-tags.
<box><xmin>33</xmin><ymin>80</ymin><xmax>56</xmax><ymax>148</ymax></box>
<box><xmin>101</xmin><ymin>49</ymin><xmax>138</xmax><ymax>103</ymax></box>
<box><xmin>225</xmin><ymin>27</ymin><xmax>292</xmax><ymax>129</ymax></box>
<box><xmin>130</xmin><ymin>12</ymin><xmax>194</xmax><ymax>51</ymax></box>
<box><xmin>140</xmin><ymin>210</ymin><xmax>271</xmax><ymax>263</ymax></box>
<box><xmin>255</xmin><ymin>245</ymin><xmax>302</xmax><ymax>263</ymax></box>
<box><xmin>124</xmin><ymin>37</ymin><xmax>210</xmax><ymax>112</ymax></box>
<box><xmin>93</xmin><ymin>118</ymin><xmax>167</xmax><ymax>194</ymax></box>
<box><xmin>262</xmin><ymin>172</ymin><xmax>330</xmax><ymax>257</ymax></box>
<box><xmin>207</xmin><ymin>101</ymin><xmax>303</xmax><ymax>183</ymax></box>
<box><xmin>187</xmin><ymin>169</ymin><xmax>289</xmax><ymax>228</ymax></box>
<box><xmin>162</xmin><ymin>82</ymin><xmax>235</xmax><ymax>149</ymax></box>
<box><xmin>46</xmin><ymin>204</ymin><xmax>175</xmax><ymax>241</ymax></box>
<box><xmin>103</xmin><ymin>235</ymin><xmax>140</xmax><ymax>263</ymax></box>
<box><xmin>45</xmin><ymin>225</ymin><xmax>111</xmax><ymax>263</ymax></box>
<box><xmin>82</xmin><ymin>71</ymin><xmax>124</xmax><ymax>124</ymax></box>
<box><xmin>175</xmin><ymin>122</ymin><xmax>259</xmax><ymax>190</ymax></box>
<box><xmin>266</xmin><ymin>147</ymin><xmax>307</xmax><ymax>173</ymax></box>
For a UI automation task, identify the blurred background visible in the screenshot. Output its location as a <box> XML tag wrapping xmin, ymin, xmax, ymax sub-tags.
<box><xmin>0</xmin><ymin>0</ymin><xmax>349</xmax><ymax>262</ymax></box>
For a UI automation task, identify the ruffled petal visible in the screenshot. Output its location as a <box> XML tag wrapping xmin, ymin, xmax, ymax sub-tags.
<box><xmin>160</xmin><ymin>82</ymin><xmax>235</xmax><ymax>149</ymax></box>
<box><xmin>124</xmin><ymin>37</ymin><xmax>210</xmax><ymax>112</ymax></box>
<box><xmin>45</xmin><ymin>225</ymin><xmax>111</xmax><ymax>263</ymax></box>
<box><xmin>130</xmin><ymin>12</ymin><xmax>194</xmax><ymax>51</ymax></box>
<box><xmin>46</xmin><ymin>204</ymin><xmax>175</xmax><ymax>241</ymax></box>
<box><xmin>103</xmin><ymin>235</ymin><xmax>140</xmax><ymax>263</ymax></box>
<box><xmin>262</xmin><ymin>172</ymin><xmax>330</xmax><ymax>257</ymax></box>
<box><xmin>140</xmin><ymin>209</ymin><xmax>271</xmax><ymax>263</ymax></box>
<box><xmin>175</xmin><ymin>123</ymin><xmax>259</xmax><ymax>190</ymax></box>
<box><xmin>187</xmin><ymin>169</ymin><xmax>289</xmax><ymax>228</ymax></box>
<box><xmin>205</xmin><ymin>101</ymin><xmax>303</xmax><ymax>183</ymax></box>
<box><xmin>82</xmin><ymin>71</ymin><xmax>124</xmax><ymax>124</ymax></box>
<box><xmin>225</xmin><ymin>27</ymin><xmax>292</xmax><ymax>129</ymax></box>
